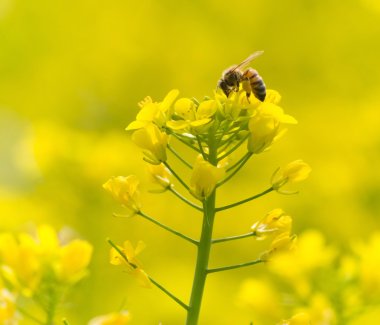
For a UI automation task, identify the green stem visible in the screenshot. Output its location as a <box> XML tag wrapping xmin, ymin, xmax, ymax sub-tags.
<box><xmin>217</xmin><ymin>134</ymin><xmax>249</xmax><ymax>162</ymax></box>
<box><xmin>168</xmin><ymin>186</ymin><xmax>203</xmax><ymax>212</ymax></box>
<box><xmin>62</xmin><ymin>319</ymin><xmax>70</xmax><ymax>325</ymax></box>
<box><xmin>186</xmin><ymin>136</ymin><xmax>218</xmax><ymax>325</ymax></box>
<box><xmin>138</xmin><ymin>211</ymin><xmax>198</xmax><ymax>245</ymax></box>
<box><xmin>163</xmin><ymin>161</ymin><xmax>190</xmax><ymax>191</ymax></box>
<box><xmin>212</xmin><ymin>232</ymin><xmax>254</xmax><ymax>244</ymax></box>
<box><xmin>217</xmin><ymin>152</ymin><xmax>252</xmax><ymax>187</ymax></box>
<box><xmin>196</xmin><ymin>135</ymin><xmax>208</xmax><ymax>161</ymax></box>
<box><xmin>207</xmin><ymin>259</ymin><xmax>263</xmax><ymax>274</ymax></box>
<box><xmin>148</xmin><ymin>277</ymin><xmax>189</xmax><ymax>310</ymax></box>
<box><xmin>107</xmin><ymin>239</ymin><xmax>188</xmax><ymax>310</ymax></box>
<box><xmin>215</xmin><ymin>187</ymin><xmax>273</xmax><ymax>212</ymax></box>
<box><xmin>172</xmin><ymin>133</ymin><xmax>201</xmax><ymax>153</ymax></box>
<box><xmin>167</xmin><ymin>144</ymin><xmax>193</xmax><ymax>169</ymax></box>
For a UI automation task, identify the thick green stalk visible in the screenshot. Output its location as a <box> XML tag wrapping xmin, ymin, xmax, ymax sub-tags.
<box><xmin>186</xmin><ymin>192</ymin><xmax>216</xmax><ymax>325</ymax></box>
<box><xmin>186</xmin><ymin>134</ymin><xmax>218</xmax><ymax>325</ymax></box>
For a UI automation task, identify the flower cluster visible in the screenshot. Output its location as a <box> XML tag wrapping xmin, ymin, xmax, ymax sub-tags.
<box><xmin>0</xmin><ymin>225</ymin><xmax>93</xmax><ymax>323</ymax></box>
<box><xmin>103</xmin><ymin>78</ymin><xmax>311</xmax><ymax>324</ymax></box>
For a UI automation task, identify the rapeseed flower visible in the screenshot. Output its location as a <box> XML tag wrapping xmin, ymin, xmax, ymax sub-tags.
<box><xmin>110</xmin><ymin>240</ymin><xmax>151</xmax><ymax>288</ymax></box>
<box><xmin>132</xmin><ymin>123</ymin><xmax>168</xmax><ymax>164</ymax></box>
<box><xmin>271</xmin><ymin>160</ymin><xmax>311</xmax><ymax>191</ymax></box>
<box><xmin>103</xmin><ymin>175</ymin><xmax>142</xmax><ymax>214</ymax></box>
<box><xmin>251</xmin><ymin>208</ymin><xmax>292</xmax><ymax>240</ymax></box>
<box><xmin>189</xmin><ymin>155</ymin><xmax>225</xmax><ymax>200</ymax></box>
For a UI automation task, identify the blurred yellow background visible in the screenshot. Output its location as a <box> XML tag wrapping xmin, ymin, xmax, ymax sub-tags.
<box><xmin>1</xmin><ymin>0</ymin><xmax>380</xmax><ymax>324</ymax></box>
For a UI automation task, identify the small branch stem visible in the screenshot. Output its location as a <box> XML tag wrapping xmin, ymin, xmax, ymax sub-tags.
<box><xmin>163</xmin><ymin>161</ymin><xmax>190</xmax><ymax>191</ymax></box>
<box><xmin>167</xmin><ymin>144</ymin><xmax>193</xmax><ymax>169</ymax></box>
<box><xmin>168</xmin><ymin>186</ymin><xmax>203</xmax><ymax>212</ymax></box>
<box><xmin>148</xmin><ymin>276</ymin><xmax>189</xmax><ymax>310</ymax></box>
<box><xmin>212</xmin><ymin>232</ymin><xmax>254</xmax><ymax>244</ymax></box>
<box><xmin>207</xmin><ymin>259</ymin><xmax>263</xmax><ymax>274</ymax></box>
<box><xmin>217</xmin><ymin>152</ymin><xmax>253</xmax><ymax>187</ymax></box>
<box><xmin>196</xmin><ymin>135</ymin><xmax>208</xmax><ymax>161</ymax></box>
<box><xmin>138</xmin><ymin>211</ymin><xmax>198</xmax><ymax>245</ymax></box>
<box><xmin>217</xmin><ymin>134</ymin><xmax>249</xmax><ymax>162</ymax></box>
<box><xmin>107</xmin><ymin>239</ymin><xmax>189</xmax><ymax>310</ymax></box>
<box><xmin>216</xmin><ymin>187</ymin><xmax>274</xmax><ymax>212</ymax></box>
<box><xmin>172</xmin><ymin>134</ymin><xmax>201</xmax><ymax>153</ymax></box>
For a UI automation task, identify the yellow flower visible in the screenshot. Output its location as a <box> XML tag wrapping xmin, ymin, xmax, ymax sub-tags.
<box><xmin>110</xmin><ymin>240</ymin><xmax>151</xmax><ymax>288</ymax></box>
<box><xmin>89</xmin><ymin>310</ymin><xmax>131</xmax><ymax>325</ymax></box>
<box><xmin>0</xmin><ymin>232</ymin><xmax>41</xmax><ymax>295</ymax></box>
<box><xmin>189</xmin><ymin>155</ymin><xmax>225</xmax><ymax>200</ymax></box>
<box><xmin>147</xmin><ymin>164</ymin><xmax>172</xmax><ymax>192</ymax></box>
<box><xmin>262</xmin><ymin>232</ymin><xmax>297</xmax><ymax>261</ymax></box>
<box><xmin>126</xmin><ymin>89</ymin><xmax>179</xmax><ymax>131</ymax></box>
<box><xmin>166</xmin><ymin>98</ymin><xmax>217</xmax><ymax>134</ymax></box>
<box><xmin>103</xmin><ymin>175</ymin><xmax>142</xmax><ymax>214</ymax></box>
<box><xmin>0</xmin><ymin>288</ymin><xmax>16</xmax><ymax>324</ymax></box>
<box><xmin>251</xmin><ymin>208</ymin><xmax>292</xmax><ymax>240</ymax></box>
<box><xmin>55</xmin><ymin>239</ymin><xmax>93</xmax><ymax>283</ymax></box>
<box><xmin>271</xmin><ymin>160</ymin><xmax>312</xmax><ymax>191</ymax></box>
<box><xmin>132</xmin><ymin>123</ymin><xmax>168</xmax><ymax>165</ymax></box>
<box><xmin>279</xmin><ymin>312</ymin><xmax>311</xmax><ymax>325</ymax></box>
<box><xmin>247</xmin><ymin>102</ymin><xmax>297</xmax><ymax>154</ymax></box>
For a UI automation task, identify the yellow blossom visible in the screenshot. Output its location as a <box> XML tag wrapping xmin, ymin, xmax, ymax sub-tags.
<box><xmin>271</xmin><ymin>160</ymin><xmax>312</xmax><ymax>191</ymax></box>
<box><xmin>55</xmin><ymin>239</ymin><xmax>93</xmax><ymax>283</ymax></box>
<box><xmin>89</xmin><ymin>310</ymin><xmax>131</xmax><ymax>325</ymax></box>
<box><xmin>251</xmin><ymin>208</ymin><xmax>292</xmax><ymax>240</ymax></box>
<box><xmin>247</xmin><ymin>102</ymin><xmax>297</xmax><ymax>154</ymax></box>
<box><xmin>110</xmin><ymin>240</ymin><xmax>151</xmax><ymax>288</ymax></box>
<box><xmin>147</xmin><ymin>163</ymin><xmax>172</xmax><ymax>191</ymax></box>
<box><xmin>0</xmin><ymin>288</ymin><xmax>16</xmax><ymax>324</ymax></box>
<box><xmin>126</xmin><ymin>89</ymin><xmax>179</xmax><ymax>131</ymax></box>
<box><xmin>132</xmin><ymin>123</ymin><xmax>168</xmax><ymax>164</ymax></box>
<box><xmin>103</xmin><ymin>175</ymin><xmax>141</xmax><ymax>214</ymax></box>
<box><xmin>189</xmin><ymin>155</ymin><xmax>225</xmax><ymax>200</ymax></box>
<box><xmin>262</xmin><ymin>232</ymin><xmax>297</xmax><ymax>261</ymax></box>
<box><xmin>166</xmin><ymin>98</ymin><xmax>217</xmax><ymax>134</ymax></box>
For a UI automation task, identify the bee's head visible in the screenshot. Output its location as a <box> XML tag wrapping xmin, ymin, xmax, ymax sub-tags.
<box><xmin>223</xmin><ymin>68</ymin><xmax>242</xmax><ymax>87</ymax></box>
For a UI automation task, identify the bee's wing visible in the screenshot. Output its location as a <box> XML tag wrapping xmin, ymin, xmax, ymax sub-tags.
<box><xmin>231</xmin><ymin>51</ymin><xmax>264</xmax><ymax>72</ymax></box>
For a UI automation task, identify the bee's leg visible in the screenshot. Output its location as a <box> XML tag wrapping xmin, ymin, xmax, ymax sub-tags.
<box><xmin>246</xmin><ymin>92</ymin><xmax>251</xmax><ymax>103</ymax></box>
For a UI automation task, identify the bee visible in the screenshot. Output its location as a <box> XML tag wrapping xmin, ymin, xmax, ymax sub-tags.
<box><xmin>217</xmin><ymin>51</ymin><xmax>266</xmax><ymax>102</ymax></box>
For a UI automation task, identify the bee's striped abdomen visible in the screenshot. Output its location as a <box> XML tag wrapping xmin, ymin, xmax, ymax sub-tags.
<box><xmin>243</xmin><ymin>68</ymin><xmax>266</xmax><ymax>101</ymax></box>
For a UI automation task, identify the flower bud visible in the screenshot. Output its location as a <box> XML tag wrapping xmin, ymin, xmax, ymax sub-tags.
<box><xmin>103</xmin><ymin>175</ymin><xmax>142</xmax><ymax>213</ymax></box>
<box><xmin>271</xmin><ymin>160</ymin><xmax>311</xmax><ymax>191</ymax></box>
<box><xmin>247</xmin><ymin>103</ymin><xmax>297</xmax><ymax>154</ymax></box>
<box><xmin>279</xmin><ymin>312</ymin><xmax>311</xmax><ymax>325</ymax></box>
<box><xmin>148</xmin><ymin>164</ymin><xmax>172</xmax><ymax>191</ymax></box>
<box><xmin>132</xmin><ymin>124</ymin><xmax>168</xmax><ymax>165</ymax></box>
<box><xmin>190</xmin><ymin>156</ymin><xmax>225</xmax><ymax>200</ymax></box>
<box><xmin>251</xmin><ymin>208</ymin><xmax>292</xmax><ymax>240</ymax></box>
<box><xmin>89</xmin><ymin>310</ymin><xmax>131</xmax><ymax>325</ymax></box>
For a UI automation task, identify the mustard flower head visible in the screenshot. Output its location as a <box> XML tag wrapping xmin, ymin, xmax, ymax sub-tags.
<box><xmin>271</xmin><ymin>160</ymin><xmax>312</xmax><ymax>191</ymax></box>
<box><xmin>89</xmin><ymin>310</ymin><xmax>131</xmax><ymax>325</ymax></box>
<box><xmin>0</xmin><ymin>225</ymin><xmax>93</xmax><ymax>297</ymax></box>
<box><xmin>132</xmin><ymin>123</ymin><xmax>168</xmax><ymax>165</ymax></box>
<box><xmin>251</xmin><ymin>208</ymin><xmax>292</xmax><ymax>240</ymax></box>
<box><xmin>147</xmin><ymin>163</ymin><xmax>172</xmax><ymax>192</ymax></box>
<box><xmin>190</xmin><ymin>155</ymin><xmax>225</xmax><ymax>200</ymax></box>
<box><xmin>110</xmin><ymin>240</ymin><xmax>151</xmax><ymax>288</ymax></box>
<box><xmin>103</xmin><ymin>175</ymin><xmax>142</xmax><ymax>214</ymax></box>
<box><xmin>247</xmin><ymin>102</ymin><xmax>297</xmax><ymax>154</ymax></box>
